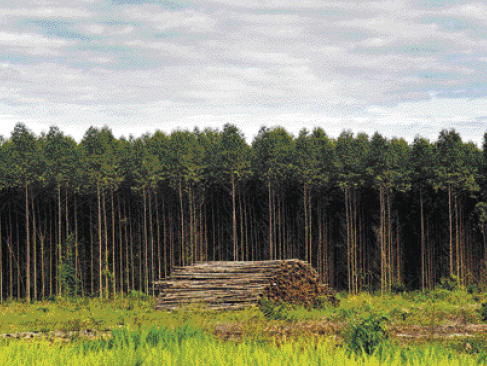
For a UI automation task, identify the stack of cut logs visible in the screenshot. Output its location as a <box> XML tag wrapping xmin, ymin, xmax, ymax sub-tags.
<box><xmin>262</xmin><ymin>260</ymin><xmax>339</xmax><ymax>308</ymax></box>
<box><xmin>154</xmin><ymin>259</ymin><xmax>339</xmax><ymax>311</ymax></box>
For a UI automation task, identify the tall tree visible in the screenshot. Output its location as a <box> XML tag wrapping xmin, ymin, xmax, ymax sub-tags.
<box><xmin>81</xmin><ymin>126</ymin><xmax>122</xmax><ymax>297</ymax></box>
<box><xmin>412</xmin><ymin>137</ymin><xmax>435</xmax><ymax>289</ymax></box>
<box><xmin>435</xmin><ymin>129</ymin><xmax>477</xmax><ymax>282</ymax></box>
<box><xmin>9</xmin><ymin>123</ymin><xmax>41</xmax><ymax>301</ymax></box>
<box><xmin>40</xmin><ymin>126</ymin><xmax>79</xmax><ymax>297</ymax></box>
<box><xmin>335</xmin><ymin>131</ymin><xmax>369</xmax><ymax>294</ymax></box>
<box><xmin>217</xmin><ymin>124</ymin><xmax>250</xmax><ymax>261</ymax></box>
<box><xmin>251</xmin><ymin>127</ymin><xmax>294</xmax><ymax>260</ymax></box>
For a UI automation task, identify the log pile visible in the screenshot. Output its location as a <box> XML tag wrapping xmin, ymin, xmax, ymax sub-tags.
<box><xmin>154</xmin><ymin>259</ymin><xmax>339</xmax><ymax>311</ymax></box>
<box><xmin>263</xmin><ymin>260</ymin><xmax>339</xmax><ymax>308</ymax></box>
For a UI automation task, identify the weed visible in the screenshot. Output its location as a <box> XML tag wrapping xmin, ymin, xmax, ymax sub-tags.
<box><xmin>346</xmin><ymin>313</ymin><xmax>389</xmax><ymax>355</ymax></box>
<box><xmin>438</xmin><ymin>274</ymin><xmax>460</xmax><ymax>291</ymax></box>
<box><xmin>478</xmin><ymin>302</ymin><xmax>487</xmax><ymax>322</ymax></box>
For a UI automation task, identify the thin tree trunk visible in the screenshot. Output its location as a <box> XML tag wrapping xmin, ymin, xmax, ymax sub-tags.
<box><xmin>448</xmin><ymin>185</ymin><xmax>453</xmax><ymax>276</ymax></box>
<box><xmin>31</xmin><ymin>193</ymin><xmax>37</xmax><ymax>301</ymax></box>
<box><xmin>111</xmin><ymin>188</ymin><xmax>116</xmax><ymax>294</ymax></box>
<box><xmin>90</xmin><ymin>204</ymin><xmax>94</xmax><ymax>295</ymax></box>
<box><xmin>74</xmin><ymin>195</ymin><xmax>79</xmax><ymax>296</ymax></box>
<box><xmin>117</xmin><ymin>191</ymin><xmax>123</xmax><ymax>294</ymax></box>
<box><xmin>57</xmin><ymin>182</ymin><xmax>62</xmax><ymax>297</ymax></box>
<box><xmin>345</xmin><ymin>187</ymin><xmax>351</xmax><ymax>294</ymax></box>
<box><xmin>97</xmin><ymin>184</ymin><xmax>103</xmax><ymax>298</ymax></box>
<box><xmin>380</xmin><ymin>183</ymin><xmax>386</xmax><ymax>294</ymax></box>
<box><xmin>102</xmin><ymin>189</ymin><xmax>108</xmax><ymax>297</ymax></box>
<box><xmin>128</xmin><ymin>199</ymin><xmax>135</xmax><ymax>291</ymax></box>
<box><xmin>142</xmin><ymin>188</ymin><xmax>148</xmax><ymax>293</ymax></box>
<box><xmin>25</xmin><ymin>181</ymin><xmax>30</xmax><ymax>301</ymax></box>
<box><xmin>156</xmin><ymin>194</ymin><xmax>161</xmax><ymax>281</ymax></box>
<box><xmin>420</xmin><ymin>187</ymin><xmax>426</xmax><ymax>290</ymax></box>
<box><xmin>148</xmin><ymin>188</ymin><xmax>154</xmax><ymax>294</ymax></box>
<box><xmin>179</xmin><ymin>178</ymin><xmax>185</xmax><ymax>266</ymax></box>
<box><xmin>269</xmin><ymin>181</ymin><xmax>273</xmax><ymax>260</ymax></box>
<box><xmin>162</xmin><ymin>200</ymin><xmax>167</xmax><ymax>278</ymax></box>
<box><xmin>232</xmin><ymin>174</ymin><xmax>237</xmax><ymax>261</ymax></box>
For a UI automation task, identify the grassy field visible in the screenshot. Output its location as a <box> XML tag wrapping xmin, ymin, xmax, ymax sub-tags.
<box><xmin>1</xmin><ymin>288</ymin><xmax>487</xmax><ymax>365</ymax></box>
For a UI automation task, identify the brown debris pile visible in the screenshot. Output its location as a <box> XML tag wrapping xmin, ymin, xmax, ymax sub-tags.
<box><xmin>263</xmin><ymin>260</ymin><xmax>339</xmax><ymax>308</ymax></box>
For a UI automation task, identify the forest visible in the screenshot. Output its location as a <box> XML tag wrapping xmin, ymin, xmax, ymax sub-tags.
<box><xmin>0</xmin><ymin>122</ymin><xmax>486</xmax><ymax>301</ymax></box>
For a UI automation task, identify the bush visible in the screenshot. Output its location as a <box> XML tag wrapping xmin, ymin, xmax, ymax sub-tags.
<box><xmin>391</xmin><ymin>283</ymin><xmax>407</xmax><ymax>294</ymax></box>
<box><xmin>346</xmin><ymin>314</ymin><xmax>389</xmax><ymax>355</ymax></box>
<box><xmin>438</xmin><ymin>274</ymin><xmax>460</xmax><ymax>291</ymax></box>
<box><xmin>479</xmin><ymin>302</ymin><xmax>487</xmax><ymax>322</ymax></box>
<box><xmin>258</xmin><ymin>296</ymin><xmax>293</xmax><ymax>321</ymax></box>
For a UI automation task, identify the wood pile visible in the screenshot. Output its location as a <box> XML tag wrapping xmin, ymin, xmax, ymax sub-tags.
<box><xmin>263</xmin><ymin>260</ymin><xmax>339</xmax><ymax>308</ymax></box>
<box><xmin>154</xmin><ymin>259</ymin><xmax>339</xmax><ymax>311</ymax></box>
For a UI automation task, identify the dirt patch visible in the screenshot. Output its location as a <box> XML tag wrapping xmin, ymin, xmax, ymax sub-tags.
<box><xmin>213</xmin><ymin>321</ymin><xmax>487</xmax><ymax>342</ymax></box>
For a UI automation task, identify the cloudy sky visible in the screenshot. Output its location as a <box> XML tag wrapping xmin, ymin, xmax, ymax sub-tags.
<box><xmin>0</xmin><ymin>0</ymin><xmax>486</xmax><ymax>145</ymax></box>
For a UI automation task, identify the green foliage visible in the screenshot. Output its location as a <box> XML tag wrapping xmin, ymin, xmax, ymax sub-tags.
<box><xmin>58</xmin><ymin>234</ymin><xmax>81</xmax><ymax>297</ymax></box>
<box><xmin>478</xmin><ymin>302</ymin><xmax>487</xmax><ymax>322</ymax></box>
<box><xmin>439</xmin><ymin>274</ymin><xmax>460</xmax><ymax>291</ymax></box>
<box><xmin>391</xmin><ymin>283</ymin><xmax>407</xmax><ymax>294</ymax></box>
<box><xmin>346</xmin><ymin>314</ymin><xmax>389</xmax><ymax>355</ymax></box>
<box><xmin>258</xmin><ymin>296</ymin><xmax>293</xmax><ymax>321</ymax></box>
<box><xmin>257</xmin><ymin>296</ymin><xmax>326</xmax><ymax>322</ymax></box>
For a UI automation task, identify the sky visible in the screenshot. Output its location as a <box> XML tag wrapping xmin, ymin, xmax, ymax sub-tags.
<box><xmin>0</xmin><ymin>0</ymin><xmax>486</xmax><ymax>145</ymax></box>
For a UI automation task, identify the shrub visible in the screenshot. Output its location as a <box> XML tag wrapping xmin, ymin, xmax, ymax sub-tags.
<box><xmin>438</xmin><ymin>274</ymin><xmax>460</xmax><ymax>291</ymax></box>
<box><xmin>346</xmin><ymin>314</ymin><xmax>389</xmax><ymax>355</ymax></box>
<box><xmin>391</xmin><ymin>283</ymin><xmax>406</xmax><ymax>294</ymax></box>
<box><xmin>479</xmin><ymin>302</ymin><xmax>487</xmax><ymax>322</ymax></box>
<box><xmin>258</xmin><ymin>296</ymin><xmax>293</xmax><ymax>321</ymax></box>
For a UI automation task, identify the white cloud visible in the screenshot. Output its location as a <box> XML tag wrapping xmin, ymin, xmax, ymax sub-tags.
<box><xmin>0</xmin><ymin>7</ymin><xmax>92</xmax><ymax>18</ymax></box>
<box><xmin>0</xmin><ymin>0</ymin><xmax>484</xmax><ymax>146</ymax></box>
<box><xmin>86</xmin><ymin>24</ymin><xmax>104</xmax><ymax>34</ymax></box>
<box><xmin>0</xmin><ymin>32</ymin><xmax>68</xmax><ymax>47</ymax></box>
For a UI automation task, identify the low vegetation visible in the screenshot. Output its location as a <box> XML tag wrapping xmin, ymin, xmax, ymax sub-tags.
<box><xmin>1</xmin><ymin>286</ymin><xmax>487</xmax><ymax>364</ymax></box>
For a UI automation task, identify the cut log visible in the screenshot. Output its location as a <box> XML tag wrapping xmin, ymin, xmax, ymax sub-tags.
<box><xmin>154</xmin><ymin>259</ymin><xmax>339</xmax><ymax>310</ymax></box>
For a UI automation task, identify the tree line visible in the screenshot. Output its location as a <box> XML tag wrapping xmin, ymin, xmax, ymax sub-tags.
<box><xmin>0</xmin><ymin>122</ymin><xmax>486</xmax><ymax>300</ymax></box>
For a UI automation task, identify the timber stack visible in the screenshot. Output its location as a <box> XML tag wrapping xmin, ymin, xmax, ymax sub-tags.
<box><xmin>154</xmin><ymin>259</ymin><xmax>339</xmax><ymax>311</ymax></box>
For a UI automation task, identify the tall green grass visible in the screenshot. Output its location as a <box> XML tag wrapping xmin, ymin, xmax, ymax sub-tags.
<box><xmin>0</xmin><ymin>326</ymin><xmax>484</xmax><ymax>366</ymax></box>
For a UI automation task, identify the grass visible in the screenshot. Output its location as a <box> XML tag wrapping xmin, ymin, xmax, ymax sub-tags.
<box><xmin>0</xmin><ymin>327</ymin><xmax>485</xmax><ymax>365</ymax></box>
<box><xmin>1</xmin><ymin>288</ymin><xmax>487</xmax><ymax>364</ymax></box>
<box><xmin>0</xmin><ymin>287</ymin><xmax>483</xmax><ymax>334</ymax></box>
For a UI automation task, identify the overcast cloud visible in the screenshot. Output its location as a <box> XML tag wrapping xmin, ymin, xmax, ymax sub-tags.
<box><xmin>0</xmin><ymin>0</ymin><xmax>486</xmax><ymax>144</ymax></box>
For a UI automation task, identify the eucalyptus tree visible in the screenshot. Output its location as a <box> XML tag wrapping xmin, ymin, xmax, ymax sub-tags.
<box><xmin>478</xmin><ymin>133</ymin><xmax>487</xmax><ymax>283</ymax></box>
<box><xmin>146</xmin><ymin>131</ymin><xmax>170</xmax><ymax>278</ymax></box>
<box><xmin>199</xmin><ymin>128</ymin><xmax>221</xmax><ymax>262</ymax></box>
<box><xmin>383</xmin><ymin>137</ymin><xmax>412</xmax><ymax>290</ymax></box>
<box><xmin>9</xmin><ymin>123</ymin><xmax>42</xmax><ymax>301</ymax></box>
<box><xmin>40</xmin><ymin>126</ymin><xmax>80</xmax><ymax>297</ymax></box>
<box><xmin>251</xmin><ymin>127</ymin><xmax>294</xmax><ymax>260</ymax></box>
<box><xmin>187</xmin><ymin>129</ymin><xmax>206</xmax><ymax>265</ymax></box>
<box><xmin>80</xmin><ymin>126</ymin><xmax>122</xmax><ymax>297</ymax></box>
<box><xmin>434</xmin><ymin>129</ymin><xmax>478</xmax><ymax>282</ymax></box>
<box><xmin>216</xmin><ymin>124</ymin><xmax>250</xmax><ymax>261</ymax></box>
<box><xmin>412</xmin><ymin>137</ymin><xmax>436</xmax><ymax>289</ymax></box>
<box><xmin>131</xmin><ymin>135</ymin><xmax>162</xmax><ymax>294</ymax></box>
<box><xmin>462</xmin><ymin>141</ymin><xmax>483</xmax><ymax>282</ymax></box>
<box><xmin>0</xmin><ymin>136</ymin><xmax>9</xmax><ymax>300</ymax></box>
<box><xmin>167</xmin><ymin>130</ymin><xmax>205</xmax><ymax>266</ymax></box>
<box><xmin>117</xmin><ymin>136</ymin><xmax>139</xmax><ymax>292</ymax></box>
<box><xmin>366</xmin><ymin>132</ymin><xmax>390</xmax><ymax>293</ymax></box>
<box><xmin>294</xmin><ymin>128</ymin><xmax>337</xmax><ymax>278</ymax></box>
<box><xmin>335</xmin><ymin>131</ymin><xmax>369</xmax><ymax>294</ymax></box>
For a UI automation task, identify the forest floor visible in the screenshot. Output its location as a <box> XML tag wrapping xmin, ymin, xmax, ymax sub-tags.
<box><xmin>2</xmin><ymin>319</ymin><xmax>487</xmax><ymax>349</ymax></box>
<box><xmin>1</xmin><ymin>288</ymin><xmax>487</xmax><ymax>350</ymax></box>
<box><xmin>213</xmin><ymin>319</ymin><xmax>487</xmax><ymax>342</ymax></box>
